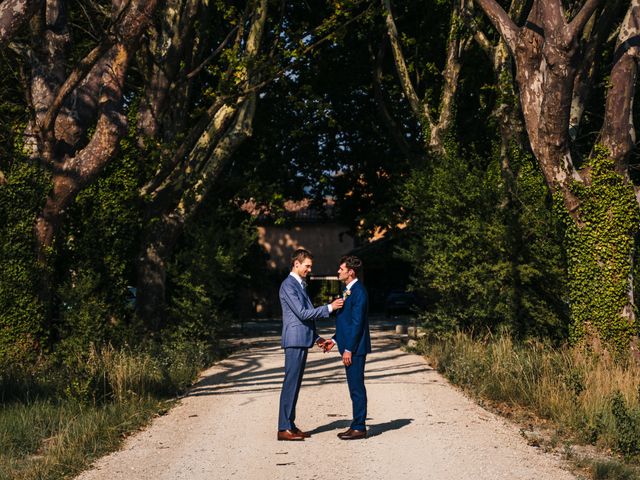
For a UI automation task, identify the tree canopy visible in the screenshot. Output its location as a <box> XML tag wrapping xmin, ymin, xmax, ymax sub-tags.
<box><xmin>1</xmin><ymin>0</ymin><xmax>640</xmax><ymax>373</ymax></box>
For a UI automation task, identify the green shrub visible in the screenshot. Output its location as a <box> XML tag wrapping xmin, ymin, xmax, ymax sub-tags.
<box><xmin>610</xmin><ymin>392</ymin><xmax>640</xmax><ymax>458</ymax></box>
<box><xmin>399</xmin><ymin>145</ymin><xmax>567</xmax><ymax>340</ymax></box>
<box><xmin>592</xmin><ymin>459</ymin><xmax>640</xmax><ymax>480</ymax></box>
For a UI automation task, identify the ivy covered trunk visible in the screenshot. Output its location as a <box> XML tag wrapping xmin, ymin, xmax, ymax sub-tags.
<box><xmin>565</xmin><ymin>153</ymin><xmax>640</xmax><ymax>350</ymax></box>
<box><xmin>474</xmin><ymin>0</ymin><xmax>640</xmax><ymax>353</ymax></box>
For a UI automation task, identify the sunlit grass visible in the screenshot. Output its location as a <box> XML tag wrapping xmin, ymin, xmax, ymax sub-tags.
<box><xmin>0</xmin><ymin>397</ymin><xmax>164</xmax><ymax>480</ymax></box>
<box><xmin>0</xmin><ymin>340</ymin><xmax>215</xmax><ymax>480</ymax></box>
<box><xmin>417</xmin><ymin>332</ymin><xmax>640</xmax><ymax>458</ymax></box>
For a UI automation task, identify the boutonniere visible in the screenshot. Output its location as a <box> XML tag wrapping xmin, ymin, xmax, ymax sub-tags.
<box><xmin>342</xmin><ymin>289</ymin><xmax>351</xmax><ymax>300</ymax></box>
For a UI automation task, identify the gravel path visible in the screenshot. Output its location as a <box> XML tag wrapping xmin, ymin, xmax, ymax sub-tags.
<box><xmin>76</xmin><ymin>324</ymin><xmax>576</xmax><ymax>480</ymax></box>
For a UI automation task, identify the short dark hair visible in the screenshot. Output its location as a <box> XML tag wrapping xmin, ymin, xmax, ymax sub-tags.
<box><xmin>340</xmin><ymin>255</ymin><xmax>363</xmax><ymax>276</ymax></box>
<box><xmin>291</xmin><ymin>248</ymin><xmax>313</xmax><ymax>269</ymax></box>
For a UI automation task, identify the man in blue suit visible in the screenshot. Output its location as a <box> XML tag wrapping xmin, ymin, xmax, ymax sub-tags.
<box><xmin>277</xmin><ymin>248</ymin><xmax>344</xmax><ymax>441</ymax></box>
<box><xmin>324</xmin><ymin>255</ymin><xmax>371</xmax><ymax>440</ymax></box>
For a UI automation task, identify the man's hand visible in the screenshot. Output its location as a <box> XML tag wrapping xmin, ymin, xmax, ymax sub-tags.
<box><xmin>323</xmin><ymin>339</ymin><xmax>335</xmax><ymax>353</ymax></box>
<box><xmin>331</xmin><ymin>298</ymin><xmax>344</xmax><ymax>310</ymax></box>
<box><xmin>316</xmin><ymin>337</ymin><xmax>327</xmax><ymax>349</ymax></box>
<box><xmin>342</xmin><ymin>351</ymin><xmax>352</xmax><ymax>366</ymax></box>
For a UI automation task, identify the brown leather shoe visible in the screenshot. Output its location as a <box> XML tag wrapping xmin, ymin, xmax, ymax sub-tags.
<box><xmin>338</xmin><ymin>429</ymin><xmax>366</xmax><ymax>440</ymax></box>
<box><xmin>337</xmin><ymin>428</ymin><xmax>353</xmax><ymax>439</ymax></box>
<box><xmin>277</xmin><ymin>429</ymin><xmax>305</xmax><ymax>441</ymax></box>
<box><xmin>293</xmin><ymin>427</ymin><xmax>311</xmax><ymax>438</ymax></box>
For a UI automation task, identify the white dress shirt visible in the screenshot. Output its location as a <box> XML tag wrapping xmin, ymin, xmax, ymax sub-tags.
<box><xmin>289</xmin><ymin>272</ymin><xmax>333</xmax><ymax>313</ymax></box>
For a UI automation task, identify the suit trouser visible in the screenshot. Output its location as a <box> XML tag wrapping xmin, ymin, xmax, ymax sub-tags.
<box><xmin>278</xmin><ymin>347</ymin><xmax>308</xmax><ymax>430</ymax></box>
<box><xmin>345</xmin><ymin>354</ymin><xmax>367</xmax><ymax>431</ymax></box>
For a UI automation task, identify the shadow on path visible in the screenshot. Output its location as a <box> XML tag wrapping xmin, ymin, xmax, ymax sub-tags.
<box><xmin>187</xmin><ymin>349</ymin><xmax>433</xmax><ymax>398</ymax></box>
<box><xmin>307</xmin><ymin>418</ymin><xmax>413</xmax><ymax>437</ymax></box>
<box><xmin>187</xmin><ymin>317</ymin><xmax>431</xmax><ymax>398</ymax></box>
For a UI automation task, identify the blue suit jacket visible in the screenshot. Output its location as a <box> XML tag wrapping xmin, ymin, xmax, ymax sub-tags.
<box><xmin>279</xmin><ymin>275</ymin><xmax>330</xmax><ymax>348</ymax></box>
<box><xmin>334</xmin><ymin>281</ymin><xmax>371</xmax><ymax>355</ymax></box>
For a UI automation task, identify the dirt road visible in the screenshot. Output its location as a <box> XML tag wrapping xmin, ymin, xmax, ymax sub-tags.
<box><xmin>76</xmin><ymin>323</ymin><xmax>576</xmax><ymax>480</ymax></box>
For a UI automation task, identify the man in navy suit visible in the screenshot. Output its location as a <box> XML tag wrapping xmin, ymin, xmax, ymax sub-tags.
<box><xmin>324</xmin><ymin>255</ymin><xmax>371</xmax><ymax>440</ymax></box>
<box><xmin>277</xmin><ymin>249</ymin><xmax>344</xmax><ymax>441</ymax></box>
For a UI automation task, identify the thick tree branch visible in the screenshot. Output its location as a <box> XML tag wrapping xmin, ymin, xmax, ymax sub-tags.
<box><xmin>570</xmin><ymin>0</ymin><xmax>624</xmax><ymax>136</ymax></box>
<box><xmin>567</xmin><ymin>0</ymin><xmax>603</xmax><ymax>42</ymax></box>
<box><xmin>35</xmin><ymin>43</ymin><xmax>130</xmax><ymax>254</ymax></box>
<box><xmin>138</xmin><ymin>0</ymin><xmax>201</xmax><ymax>139</ymax></box>
<box><xmin>431</xmin><ymin>1</ymin><xmax>470</xmax><ymax>153</ymax></box>
<box><xmin>34</xmin><ymin>0</ymin><xmax>159</xmax><ymax>257</ymax></box>
<box><xmin>473</xmin><ymin>0</ymin><xmax>519</xmax><ymax>53</ymax></box>
<box><xmin>145</xmin><ymin>0</ymin><xmax>268</xmax><ymax>208</ymax></box>
<box><xmin>139</xmin><ymin>99</ymin><xmax>226</xmax><ymax>198</ymax></box>
<box><xmin>372</xmin><ymin>38</ymin><xmax>416</xmax><ymax>161</ymax></box>
<box><xmin>0</xmin><ymin>0</ymin><xmax>41</xmax><ymax>46</ymax></box>
<box><xmin>540</xmin><ymin>0</ymin><xmax>564</xmax><ymax>30</ymax></box>
<box><xmin>600</xmin><ymin>0</ymin><xmax>640</xmax><ymax>174</ymax></box>
<box><xmin>472</xmin><ymin>27</ymin><xmax>494</xmax><ymax>56</ymax></box>
<box><xmin>181</xmin><ymin>93</ymin><xmax>256</xmax><ymax>221</ymax></box>
<box><xmin>382</xmin><ymin>0</ymin><xmax>434</xmax><ymax>131</ymax></box>
<box><xmin>39</xmin><ymin>39</ymin><xmax>112</xmax><ymax>136</ymax></box>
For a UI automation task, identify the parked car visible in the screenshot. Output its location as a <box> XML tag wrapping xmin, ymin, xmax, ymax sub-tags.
<box><xmin>125</xmin><ymin>286</ymin><xmax>137</xmax><ymax>309</ymax></box>
<box><xmin>384</xmin><ymin>289</ymin><xmax>416</xmax><ymax>315</ymax></box>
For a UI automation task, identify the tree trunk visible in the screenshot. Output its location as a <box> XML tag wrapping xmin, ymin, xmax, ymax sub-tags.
<box><xmin>382</xmin><ymin>0</ymin><xmax>471</xmax><ymax>156</ymax></box>
<box><xmin>23</xmin><ymin>0</ymin><xmax>158</xmax><ymax>311</ymax></box>
<box><xmin>135</xmin><ymin>0</ymin><xmax>267</xmax><ymax>327</ymax></box>
<box><xmin>136</xmin><ymin>214</ymin><xmax>183</xmax><ymax>330</ymax></box>
<box><xmin>0</xmin><ymin>0</ymin><xmax>42</xmax><ymax>46</ymax></box>
<box><xmin>137</xmin><ymin>0</ymin><xmax>200</xmax><ymax>140</ymax></box>
<box><xmin>474</xmin><ymin>0</ymin><xmax>640</xmax><ymax>352</ymax></box>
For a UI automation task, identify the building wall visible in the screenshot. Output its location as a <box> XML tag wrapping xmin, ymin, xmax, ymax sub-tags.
<box><xmin>257</xmin><ymin>222</ymin><xmax>355</xmax><ymax>276</ymax></box>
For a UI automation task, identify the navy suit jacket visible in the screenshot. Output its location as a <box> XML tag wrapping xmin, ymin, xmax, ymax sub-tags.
<box><xmin>334</xmin><ymin>280</ymin><xmax>371</xmax><ymax>355</ymax></box>
<box><xmin>279</xmin><ymin>275</ymin><xmax>330</xmax><ymax>348</ymax></box>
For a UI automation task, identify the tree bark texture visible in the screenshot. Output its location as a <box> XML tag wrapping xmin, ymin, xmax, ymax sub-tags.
<box><xmin>137</xmin><ymin>0</ymin><xmax>201</xmax><ymax>140</ymax></box>
<box><xmin>474</xmin><ymin>0</ymin><xmax>640</xmax><ymax>350</ymax></box>
<box><xmin>28</xmin><ymin>0</ymin><xmax>158</xmax><ymax>267</ymax></box>
<box><xmin>0</xmin><ymin>0</ymin><xmax>41</xmax><ymax>46</ymax></box>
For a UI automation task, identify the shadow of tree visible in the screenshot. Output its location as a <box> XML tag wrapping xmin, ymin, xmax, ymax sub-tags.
<box><xmin>186</xmin><ymin>320</ymin><xmax>433</xmax><ymax>398</ymax></box>
<box><xmin>186</xmin><ymin>349</ymin><xmax>433</xmax><ymax>397</ymax></box>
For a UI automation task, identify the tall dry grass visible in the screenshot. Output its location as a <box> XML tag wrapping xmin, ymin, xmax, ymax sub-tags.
<box><xmin>82</xmin><ymin>344</ymin><xmax>164</xmax><ymax>402</ymax></box>
<box><xmin>419</xmin><ymin>332</ymin><xmax>640</xmax><ymax>457</ymax></box>
<box><xmin>0</xmin><ymin>340</ymin><xmax>212</xmax><ymax>480</ymax></box>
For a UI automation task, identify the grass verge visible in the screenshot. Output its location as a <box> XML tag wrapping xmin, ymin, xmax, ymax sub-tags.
<box><xmin>0</xmin><ymin>397</ymin><xmax>165</xmax><ymax>480</ymax></box>
<box><xmin>0</xmin><ymin>340</ymin><xmax>227</xmax><ymax>480</ymax></box>
<box><xmin>414</xmin><ymin>331</ymin><xmax>640</xmax><ymax>478</ymax></box>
